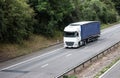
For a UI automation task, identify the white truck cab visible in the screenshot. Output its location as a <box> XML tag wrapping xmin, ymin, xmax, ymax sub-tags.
<box><xmin>64</xmin><ymin>23</ymin><xmax>81</xmax><ymax>48</ymax></box>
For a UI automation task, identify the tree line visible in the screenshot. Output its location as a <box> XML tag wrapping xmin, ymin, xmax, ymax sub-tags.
<box><xmin>0</xmin><ymin>0</ymin><xmax>119</xmax><ymax>43</ymax></box>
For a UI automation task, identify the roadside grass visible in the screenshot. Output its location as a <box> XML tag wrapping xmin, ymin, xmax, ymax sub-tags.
<box><xmin>63</xmin><ymin>75</ymin><xmax>77</xmax><ymax>78</ymax></box>
<box><xmin>0</xmin><ymin>31</ymin><xmax>63</xmax><ymax>62</ymax></box>
<box><xmin>101</xmin><ymin>21</ymin><xmax>120</xmax><ymax>29</ymax></box>
<box><xmin>94</xmin><ymin>57</ymin><xmax>120</xmax><ymax>78</ymax></box>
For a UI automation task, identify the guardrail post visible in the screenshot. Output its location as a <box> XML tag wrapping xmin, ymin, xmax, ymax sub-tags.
<box><xmin>83</xmin><ymin>63</ymin><xmax>85</xmax><ymax>68</ymax></box>
<box><xmin>74</xmin><ymin>68</ymin><xmax>76</xmax><ymax>73</ymax></box>
<box><xmin>90</xmin><ymin>58</ymin><xmax>92</xmax><ymax>62</ymax></box>
<box><xmin>96</xmin><ymin>55</ymin><xmax>98</xmax><ymax>59</ymax></box>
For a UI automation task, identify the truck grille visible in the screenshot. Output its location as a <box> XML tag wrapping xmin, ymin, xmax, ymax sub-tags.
<box><xmin>66</xmin><ymin>42</ymin><xmax>74</xmax><ymax>46</ymax></box>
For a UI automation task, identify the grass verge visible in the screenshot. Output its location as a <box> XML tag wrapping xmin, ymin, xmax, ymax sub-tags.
<box><xmin>63</xmin><ymin>75</ymin><xmax>77</xmax><ymax>78</ymax></box>
<box><xmin>101</xmin><ymin>21</ymin><xmax>120</xmax><ymax>29</ymax></box>
<box><xmin>94</xmin><ymin>57</ymin><xmax>120</xmax><ymax>78</ymax></box>
<box><xmin>0</xmin><ymin>31</ymin><xmax>63</xmax><ymax>62</ymax></box>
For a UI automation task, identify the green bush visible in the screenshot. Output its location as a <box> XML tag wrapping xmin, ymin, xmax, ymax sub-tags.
<box><xmin>79</xmin><ymin>0</ymin><xmax>118</xmax><ymax>23</ymax></box>
<box><xmin>29</xmin><ymin>0</ymin><xmax>75</xmax><ymax>37</ymax></box>
<box><xmin>0</xmin><ymin>0</ymin><xmax>34</xmax><ymax>43</ymax></box>
<box><xmin>111</xmin><ymin>0</ymin><xmax>120</xmax><ymax>15</ymax></box>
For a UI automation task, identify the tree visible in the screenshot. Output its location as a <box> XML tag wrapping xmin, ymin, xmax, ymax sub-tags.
<box><xmin>111</xmin><ymin>0</ymin><xmax>120</xmax><ymax>15</ymax></box>
<box><xmin>0</xmin><ymin>0</ymin><xmax>4</xmax><ymax>41</ymax></box>
<box><xmin>29</xmin><ymin>0</ymin><xmax>75</xmax><ymax>37</ymax></box>
<box><xmin>0</xmin><ymin>0</ymin><xmax>34</xmax><ymax>43</ymax></box>
<box><xmin>28</xmin><ymin>0</ymin><xmax>118</xmax><ymax>38</ymax></box>
<box><xmin>80</xmin><ymin>0</ymin><xmax>118</xmax><ymax>23</ymax></box>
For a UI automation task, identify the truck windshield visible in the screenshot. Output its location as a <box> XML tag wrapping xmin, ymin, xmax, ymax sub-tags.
<box><xmin>64</xmin><ymin>32</ymin><xmax>78</xmax><ymax>37</ymax></box>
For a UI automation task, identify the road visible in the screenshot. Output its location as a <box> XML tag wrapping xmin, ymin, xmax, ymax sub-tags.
<box><xmin>100</xmin><ymin>60</ymin><xmax>120</xmax><ymax>78</ymax></box>
<box><xmin>0</xmin><ymin>24</ymin><xmax>120</xmax><ymax>78</ymax></box>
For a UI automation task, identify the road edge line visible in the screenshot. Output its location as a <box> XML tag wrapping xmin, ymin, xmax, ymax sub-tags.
<box><xmin>99</xmin><ymin>60</ymin><xmax>120</xmax><ymax>78</ymax></box>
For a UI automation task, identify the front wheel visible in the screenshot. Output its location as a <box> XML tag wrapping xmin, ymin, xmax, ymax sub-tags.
<box><xmin>78</xmin><ymin>42</ymin><xmax>81</xmax><ymax>47</ymax></box>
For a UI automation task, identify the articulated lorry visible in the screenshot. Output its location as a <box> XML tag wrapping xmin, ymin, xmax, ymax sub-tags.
<box><xmin>64</xmin><ymin>21</ymin><xmax>100</xmax><ymax>48</ymax></box>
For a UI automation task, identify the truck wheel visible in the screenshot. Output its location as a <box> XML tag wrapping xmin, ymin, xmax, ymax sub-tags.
<box><xmin>78</xmin><ymin>42</ymin><xmax>81</xmax><ymax>47</ymax></box>
<box><xmin>84</xmin><ymin>41</ymin><xmax>86</xmax><ymax>45</ymax></box>
<box><xmin>82</xmin><ymin>40</ymin><xmax>86</xmax><ymax>46</ymax></box>
<box><xmin>87</xmin><ymin>39</ymin><xmax>90</xmax><ymax>43</ymax></box>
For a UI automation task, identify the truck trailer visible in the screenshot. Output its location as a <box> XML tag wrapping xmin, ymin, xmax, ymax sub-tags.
<box><xmin>64</xmin><ymin>21</ymin><xmax>100</xmax><ymax>48</ymax></box>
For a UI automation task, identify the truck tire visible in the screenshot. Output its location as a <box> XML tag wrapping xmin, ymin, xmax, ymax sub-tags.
<box><xmin>78</xmin><ymin>42</ymin><xmax>81</xmax><ymax>47</ymax></box>
<box><xmin>82</xmin><ymin>40</ymin><xmax>86</xmax><ymax>46</ymax></box>
<box><xmin>84</xmin><ymin>40</ymin><xmax>86</xmax><ymax>45</ymax></box>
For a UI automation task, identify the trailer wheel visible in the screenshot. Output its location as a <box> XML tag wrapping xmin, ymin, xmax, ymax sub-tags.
<box><xmin>84</xmin><ymin>40</ymin><xmax>86</xmax><ymax>45</ymax></box>
<box><xmin>87</xmin><ymin>39</ymin><xmax>90</xmax><ymax>43</ymax></box>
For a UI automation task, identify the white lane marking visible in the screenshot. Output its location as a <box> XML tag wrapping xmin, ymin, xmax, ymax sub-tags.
<box><xmin>1</xmin><ymin>47</ymin><xmax>64</xmax><ymax>71</ymax></box>
<box><xmin>41</xmin><ymin>64</ymin><xmax>48</xmax><ymax>68</ymax></box>
<box><xmin>99</xmin><ymin>60</ymin><xmax>120</xmax><ymax>78</ymax></box>
<box><xmin>66</xmin><ymin>54</ymin><xmax>72</xmax><ymax>57</ymax></box>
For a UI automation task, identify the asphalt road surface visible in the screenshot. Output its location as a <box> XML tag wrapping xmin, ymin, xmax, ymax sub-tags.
<box><xmin>0</xmin><ymin>24</ymin><xmax>120</xmax><ymax>78</ymax></box>
<box><xmin>100</xmin><ymin>60</ymin><xmax>120</xmax><ymax>78</ymax></box>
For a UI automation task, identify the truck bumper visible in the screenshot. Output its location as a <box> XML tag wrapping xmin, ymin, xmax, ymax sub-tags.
<box><xmin>64</xmin><ymin>42</ymin><xmax>79</xmax><ymax>48</ymax></box>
